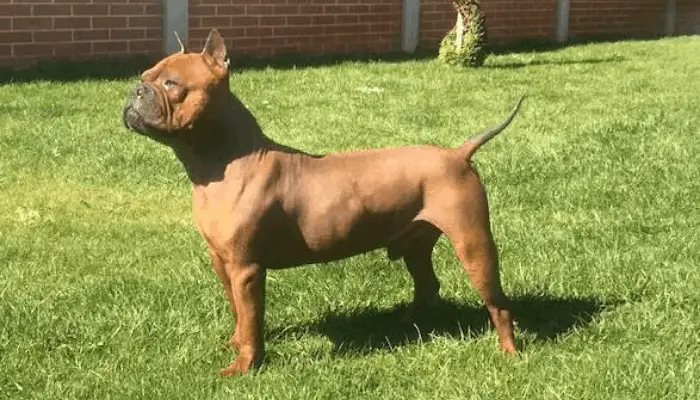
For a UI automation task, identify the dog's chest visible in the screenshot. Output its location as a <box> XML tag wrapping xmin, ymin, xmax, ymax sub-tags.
<box><xmin>191</xmin><ymin>183</ymin><xmax>246</xmax><ymax>246</ymax></box>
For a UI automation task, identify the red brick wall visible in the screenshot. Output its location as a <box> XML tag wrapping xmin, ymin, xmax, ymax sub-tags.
<box><xmin>0</xmin><ymin>1</ymin><xmax>697</xmax><ymax>67</ymax></box>
<box><xmin>569</xmin><ymin>0</ymin><xmax>666</xmax><ymax>37</ymax></box>
<box><xmin>188</xmin><ymin>0</ymin><xmax>402</xmax><ymax>57</ymax></box>
<box><xmin>677</xmin><ymin>0</ymin><xmax>700</xmax><ymax>34</ymax></box>
<box><xmin>419</xmin><ymin>0</ymin><xmax>557</xmax><ymax>47</ymax></box>
<box><xmin>0</xmin><ymin>0</ymin><xmax>162</xmax><ymax>67</ymax></box>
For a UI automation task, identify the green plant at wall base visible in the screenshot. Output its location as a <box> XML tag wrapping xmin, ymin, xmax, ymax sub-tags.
<box><xmin>438</xmin><ymin>1</ymin><xmax>488</xmax><ymax>67</ymax></box>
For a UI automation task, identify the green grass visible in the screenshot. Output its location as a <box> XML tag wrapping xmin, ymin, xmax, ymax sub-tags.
<box><xmin>1</xmin><ymin>36</ymin><xmax>699</xmax><ymax>399</ymax></box>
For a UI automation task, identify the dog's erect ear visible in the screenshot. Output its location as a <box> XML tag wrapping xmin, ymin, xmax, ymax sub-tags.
<box><xmin>202</xmin><ymin>29</ymin><xmax>227</xmax><ymax>68</ymax></box>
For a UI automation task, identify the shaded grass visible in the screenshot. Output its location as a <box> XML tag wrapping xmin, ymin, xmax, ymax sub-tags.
<box><xmin>1</xmin><ymin>36</ymin><xmax>699</xmax><ymax>399</ymax></box>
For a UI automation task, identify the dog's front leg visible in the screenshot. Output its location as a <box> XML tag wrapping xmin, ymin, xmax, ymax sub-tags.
<box><xmin>220</xmin><ymin>261</ymin><xmax>266</xmax><ymax>375</ymax></box>
<box><xmin>209</xmin><ymin>250</ymin><xmax>240</xmax><ymax>350</ymax></box>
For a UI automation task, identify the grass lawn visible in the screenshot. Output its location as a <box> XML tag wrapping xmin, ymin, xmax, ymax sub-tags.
<box><xmin>1</xmin><ymin>36</ymin><xmax>699</xmax><ymax>399</ymax></box>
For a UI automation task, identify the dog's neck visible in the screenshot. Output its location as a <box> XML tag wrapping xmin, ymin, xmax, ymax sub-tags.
<box><xmin>169</xmin><ymin>92</ymin><xmax>303</xmax><ymax>186</ymax></box>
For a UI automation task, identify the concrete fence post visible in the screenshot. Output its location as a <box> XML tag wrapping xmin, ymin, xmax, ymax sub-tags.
<box><xmin>162</xmin><ymin>0</ymin><xmax>189</xmax><ymax>55</ymax></box>
<box><xmin>555</xmin><ymin>0</ymin><xmax>570</xmax><ymax>43</ymax></box>
<box><xmin>402</xmin><ymin>0</ymin><xmax>420</xmax><ymax>53</ymax></box>
<box><xmin>665</xmin><ymin>0</ymin><xmax>677</xmax><ymax>36</ymax></box>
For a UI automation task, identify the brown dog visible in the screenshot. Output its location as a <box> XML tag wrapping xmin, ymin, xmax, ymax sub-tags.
<box><xmin>122</xmin><ymin>29</ymin><xmax>523</xmax><ymax>375</ymax></box>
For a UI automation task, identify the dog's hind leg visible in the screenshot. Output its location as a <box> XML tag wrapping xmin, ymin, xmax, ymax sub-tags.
<box><xmin>451</xmin><ymin>231</ymin><xmax>516</xmax><ymax>353</ymax></box>
<box><xmin>435</xmin><ymin>175</ymin><xmax>517</xmax><ymax>353</ymax></box>
<box><xmin>396</xmin><ymin>222</ymin><xmax>442</xmax><ymax>320</ymax></box>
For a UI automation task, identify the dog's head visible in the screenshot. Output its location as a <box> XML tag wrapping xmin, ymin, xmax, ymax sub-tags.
<box><xmin>122</xmin><ymin>29</ymin><xmax>229</xmax><ymax>142</ymax></box>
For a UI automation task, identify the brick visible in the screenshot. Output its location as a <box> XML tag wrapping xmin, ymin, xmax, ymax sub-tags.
<box><xmin>260</xmin><ymin>16</ymin><xmax>287</xmax><ymax>26</ymax></box>
<box><xmin>14</xmin><ymin>43</ymin><xmax>53</xmax><ymax>57</ymax></box>
<box><xmin>324</xmin><ymin>5</ymin><xmax>348</xmax><ymax>14</ymax></box>
<box><xmin>198</xmin><ymin>0</ymin><xmax>232</xmax><ymax>4</ymax></box>
<box><xmin>186</xmin><ymin>39</ymin><xmax>205</xmax><ymax>49</ymax></box>
<box><xmin>287</xmin><ymin>16</ymin><xmax>312</xmax><ymax>25</ymax></box>
<box><xmin>54</xmin><ymin>17</ymin><xmax>91</xmax><ymax>30</ymax></box>
<box><xmin>32</xmin><ymin>5</ymin><xmax>71</xmax><ymax>16</ymax></box>
<box><xmin>189</xmin><ymin>5</ymin><xmax>216</xmax><ymax>17</ymax></box>
<box><xmin>189</xmin><ymin>17</ymin><xmax>202</xmax><ymax>28</ymax></box>
<box><xmin>299</xmin><ymin>5</ymin><xmax>323</xmax><ymax>14</ymax></box>
<box><xmin>247</xmin><ymin>5</ymin><xmax>274</xmax><ymax>15</ymax></box>
<box><xmin>297</xmin><ymin>44</ymin><xmax>326</xmax><ymax>55</ymax></box>
<box><xmin>233</xmin><ymin>16</ymin><xmax>260</xmax><ymax>26</ymax></box>
<box><xmin>285</xmin><ymin>35</ymin><xmax>314</xmax><ymax>46</ymax></box>
<box><xmin>311</xmin><ymin>35</ymin><xmax>337</xmax><ymax>45</ymax></box>
<box><xmin>2</xmin><ymin>57</ymin><xmax>40</xmax><ymax>69</ymax></box>
<box><xmin>111</xmin><ymin>5</ymin><xmax>145</xmax><ymax>15</ymax></box>
<box><xmin>348</xmin><ymin>5</ymin><xmax>371</xmax><ymax>13</ymax></box>
<box><xmin>369</xmin><ymin>5</ymin><xmax>393</xmax><ymax>13</ymax></box>
<box><xmin>202</xmin><ymin>16</ymin><xmax>232</xmax><ymax>27</ymax></box>
<box><xmin>336</xmin><ymin>15</ymin><xmax>359</xmax><ymax>24</ymax></box>
<box><xmin>54</xmin><ymin>42</ymin><xmax>92</xmax><ymax>57</ymax></box>
<box><xmin>93</xmin><ymin>41</ymin><xmax>128</xmax><ymax>54</ymax></box>
<box><xmin>12</xmin><ymin>17</ymin><xmax>52</xmax><ymax>31</ymax></box>
<box><xmin>190</xmin><ymin>28</ymin><xmax>214</xmax><ymax>39</ymax></box>
<box><xmin>312</xmin><ymin>15</ymin><xmax>336</xmax><ymax>25</ymax></box>
<box><xmin>246</xmin><ymin>27</ymin><xmax>273</xmax><ymax>36</ymax></box>
<box><xmin>423</xmin><ymin>12</ymin><xmax>448</xmax><ymax>22</ymax></box>
<box><xmin>273</xmin><ymin>5</ymin><xmax>300</xmax><ymax>15</ymax></box>
<box><xmin>273</xmin><ymin>26</ymin><xmax>320</xmax><ymax>36</ymax></box>
<box><xmin>93</xmin><ymin>17</ymin><xmax>127</xmax><ymax>29</ymax></box>
<box><xmin>259</xmin><ymin>37</ymin><xmax>285</xmax><ymax>48</ymax></box>
<box><xmin>370</xmin><ymin>23</ymin><xmax>399</xmax><ymax>33</ymax></box>
<box><xmin>145</xmin><ymin>27</ymin><xmax>161</xmax><ymax>39</ymax></box>
<box><xmin>270</xmin><ymin>45</ymin><xmax>299</xmax><ymax>55</ymax></box>
<box><xmin>34</xmin><ymin>31</ymin><xmax>73</xmax><ymax>43</ymax></box>
<box><xmin>112</xmin><ymin>28</ymin><xmax>146</xmax><ymax>40</ymax></box>
<box><xmin>217</xmin><ymin>27</ymin><xmax>246</xmax><ymax>38</ymax></box>
<box><xmin>0</xmin><ymin>32</ymin><xmax>32</xmax><ymax>44</ymax></box>
<box><xmin>0</xmin><ymin>5</ymin><xmax>31</xmax><ymax>17</ymax></box>
<box><xmin>0</xmin><ymin>45</ymin><xmax>10</xmax><ymax>57</ymax></box>
<box><xmin>216</xmin><ymin>5</ymin><xmax>246</xmax><ymax>16</ymax></box>
<box><xmin>322</xmin><ymin>42</ymin><xmax>348</xmax><ymax>53</ymax></box>
<box><xmin>145</xmin><ymin>4</ymin><xmax>161</xmax><ymax>15</ymax></box>
<box><xmin>360</xmin><ymin>13</ymin><xmax>388</xmax><ymax>23</ymax></box>
<box><xmin>73</xmin><ymin>4</ymin><xmax>110</xmax><ymax>16</ymax></box>
<box><xmin>339</xmin><ymin>33</ymin><xmax>380</xmax><ymax>44</ymax></box>
<box><xmin>231</xmin><ymin>37</ymin><xmax>260</xmax><ymax>48</ymax></box>
<box><xmin>128</xmin><ymin>16</ymin><xmax>161</xmax><ymax>28</ymax></box>
<box><xmin>73</xmin><ymin>29</ymin><xmax>109</xmax><ymax>41</ymax></box>
<box><xmin>129</xmin><ymin>39</ymin><xmax>160</xmax><ymax>52</ymax></box>
<box><xmin>325</xmin><ymin>24</ymin><xmax>370</xmax><ymax>35</ymax></box>
<box><xmin>0</xmin><ymin>18</ymin><xmax>9</xmax><ymax>31</ymax></box>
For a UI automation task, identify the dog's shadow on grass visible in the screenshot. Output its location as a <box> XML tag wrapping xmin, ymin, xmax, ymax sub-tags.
<box><xmin>274</xmin><ymin>294</ymin><xmax>616</xmax><ymax>354</ymax></box>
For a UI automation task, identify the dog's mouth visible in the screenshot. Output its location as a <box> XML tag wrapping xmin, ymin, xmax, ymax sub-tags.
<box><xmin>122</xmin><ymin>81</ymin><xmax>171</xmax><ymax>134</ymax></box>
<box><xmin>122</xmin><ymin>101</ymin><xmax>180</xmax><ymax>146</ymax></box>
<box><xmin>122</xmin><ymin>104</ymin><xmax>146</xmax><ymax>133</ymax></box>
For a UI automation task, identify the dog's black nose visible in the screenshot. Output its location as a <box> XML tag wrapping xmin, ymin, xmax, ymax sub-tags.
<box><xmin>133</xmin><ymin>83</ymin><xmax>153</xmax><ymax>99</ymax></box>
<box><xmin>135</xmin><ymin>84</ymin><xmax>149</xmax><ymax>98</ymax></box>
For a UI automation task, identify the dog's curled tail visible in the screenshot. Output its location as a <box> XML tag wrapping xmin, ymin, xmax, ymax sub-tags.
<box><xmin>460</xmin><ymin>95</ymin><xmax>525</xmax><ymax>160</ymax></box>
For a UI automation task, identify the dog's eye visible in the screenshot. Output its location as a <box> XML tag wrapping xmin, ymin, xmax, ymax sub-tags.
<box><xmin>163</xmin><ymin>79</ymin><xmax>177</xmax><ymax>89</ymax></box>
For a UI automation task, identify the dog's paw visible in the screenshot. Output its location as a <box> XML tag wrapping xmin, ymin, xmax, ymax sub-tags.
<box><xmin>219</xmin><ymin>351</ymin><xmax>262</xmax><ymax>376</ymax></box>
<box><xmin>499</xmin><ymin>339</ymin><xmax>518</xmax><ymax>355</ymax></box>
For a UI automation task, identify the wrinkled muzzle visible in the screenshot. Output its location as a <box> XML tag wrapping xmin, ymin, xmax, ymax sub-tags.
<box><xmin>122</xmin><ymin>83</ymin><xmax>165</xmax><ymax>135</ymax></box>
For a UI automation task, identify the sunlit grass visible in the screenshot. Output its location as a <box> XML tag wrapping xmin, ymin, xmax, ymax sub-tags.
<box><xmin>1</xmin><ymin>36</ymin><xmax>699</xmax><ymax>399</ymax></box>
